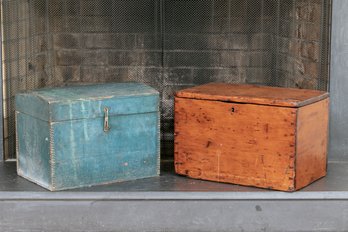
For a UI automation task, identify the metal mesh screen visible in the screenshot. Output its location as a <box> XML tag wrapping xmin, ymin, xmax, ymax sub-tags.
<box><xmin>1</xmin><ymin>0</ymin><xmax>332</xmax><ymax>160</ymax></box>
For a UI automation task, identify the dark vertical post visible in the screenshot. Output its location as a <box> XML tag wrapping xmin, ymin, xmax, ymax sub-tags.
<box><xmin>0</xmin><ymin>1</ymin><xmax>3</xmax><ymax>161</ymax></box>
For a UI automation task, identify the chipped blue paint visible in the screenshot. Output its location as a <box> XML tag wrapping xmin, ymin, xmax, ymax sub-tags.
<box><xmin>16</xmin><ymin>113</ymin><xmax>51</xmax><ymax>189</ymax></box>
<box><xmin>16</xmin><ymin>83</ymin><xmax>160</xmax><ymax>191</ymax></box>
<box><xmin>16</xmin><ymin>82</ymin><xmax>159</xmax><ymax>122</ymax></box>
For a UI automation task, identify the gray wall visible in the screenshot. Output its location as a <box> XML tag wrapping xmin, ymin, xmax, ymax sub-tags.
<box><xmin>329</xmin><ymin>0</ymin><xmax>348</xmax><ymax>161</ymax></box>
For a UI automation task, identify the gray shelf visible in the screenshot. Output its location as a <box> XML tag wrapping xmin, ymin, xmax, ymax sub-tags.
<box><xmin>1</xmin><ymin>161</ymin><xmax>348</xmax><ymax>231</ymax></box>
<box><xmin>1</xmin><ymin>161</ymin><xmax>348</xmax><ymax>194</ymax></box>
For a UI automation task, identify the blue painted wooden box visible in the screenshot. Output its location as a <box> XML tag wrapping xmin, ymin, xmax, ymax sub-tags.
<box><xmin>16</xmin><ymin>83</ymin><xmax>160</xmax><ymax>191</ymax></box>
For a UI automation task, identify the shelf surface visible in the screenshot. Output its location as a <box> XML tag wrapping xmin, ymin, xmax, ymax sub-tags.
<box><xmin>1</xmin><ymin>161</ymin><xmax>348</xmax><ymax>200</ymax></box>
<box><xmin>1</xmin><ymin>161</ymin><xmax>348</xmax><ymax>232</ymax></box>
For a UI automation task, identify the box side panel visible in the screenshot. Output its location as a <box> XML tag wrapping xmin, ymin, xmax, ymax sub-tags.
<box><xmin>174</xmin><ymin>98</ymin><xmax>297</xmax><ymax>191</ymax></box>
<box><xmin>16</xmin><ymin>112</ymin><xmax>51</xmax><ymax>189</ymax></box>
<box><xmin>295</xmin><ymin>99</ymin><xmax>329</xmax><ymax>190</ymax></box>
<box><xmin>51</xmin><ymin>112</ymin><xmax>159</xmax><ymax>190</ymax></box>
<box><xmin>15</xmin><ymin>94</ymin><xmax>50</xmax><ymax>122</ymax></box>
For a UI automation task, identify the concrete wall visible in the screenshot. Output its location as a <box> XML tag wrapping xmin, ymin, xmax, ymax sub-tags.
<box><xmin>329</xmin><ymin>0</ymin><xmax>348</xmax><ymax>162</ymax></box>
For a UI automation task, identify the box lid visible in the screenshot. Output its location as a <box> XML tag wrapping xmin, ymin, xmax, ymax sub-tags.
<box><xmin>176</xmin><ymin>83</ymin><xmax>329</xmax><ymax>107</ymax></box>
<box><xmin>16</xmin><ymin>82</ymin><xmax>159</xmax><ymax>122</ymax></box>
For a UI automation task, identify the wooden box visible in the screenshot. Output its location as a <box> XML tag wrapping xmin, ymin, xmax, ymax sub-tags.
<box><xmin>16</xmin><ymin>83</ymin><xmax>160</xmax><ymax>191</ymax></box>
<box><xmin>174</xmin><ymin>83</ymin><xmax>329</xmax><ymax>191</ymax></box>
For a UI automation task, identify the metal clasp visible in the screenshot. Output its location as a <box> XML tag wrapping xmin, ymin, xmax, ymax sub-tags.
<box><xmin>103</xmin><ymin>107</ymin><xmax>110</xmax><ymax>132</ymax></box>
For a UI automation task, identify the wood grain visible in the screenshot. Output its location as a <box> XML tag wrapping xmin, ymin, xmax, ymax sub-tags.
<box><xmin>174</xmin><ymin>97</ymin><xmax>298</xmax><ymax>191</ymax></box>
<box><xmin>176</xmin><ymin>83</ymin><xmax>328</xmax><ymax>108</ymax></box>
<box><xmin>295</xmin><ymin>98</ymin><xmax>329</xmax><ymax>190</ymax></box>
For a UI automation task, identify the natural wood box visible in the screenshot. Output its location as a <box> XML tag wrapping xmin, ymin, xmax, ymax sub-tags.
<box><xmin>174</xmin><ymin>83</ymin><xmax>329</xmax><ymax>191</ymax></box>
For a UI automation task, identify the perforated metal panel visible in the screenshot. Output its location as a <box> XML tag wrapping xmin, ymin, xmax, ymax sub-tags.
<box><xmin>1</xmin><ymin>0</ymin><xmax>331</xmax><ymax>160</ymax></box>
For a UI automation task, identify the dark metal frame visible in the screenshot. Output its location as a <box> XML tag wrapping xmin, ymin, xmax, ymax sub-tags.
<box><xmin>0</xmin><ymin>2</ymin><xmax>3</xmax><ymax>161</ymax></box>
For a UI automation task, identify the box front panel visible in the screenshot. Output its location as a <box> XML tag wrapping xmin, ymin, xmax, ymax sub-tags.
<box><xmin>175</xmin><ymin>98</ymin><xmax>297</xmax><ymax>191</ymax></box>
<box><xmin>51</xmin><ymin>112</ymin><xmax>159</xmax><ymax>190</ymax></box>
<box><xmin>16</xmin><ymin>112</ymin><xmax>51</xmax><ymax>189</ymax></box>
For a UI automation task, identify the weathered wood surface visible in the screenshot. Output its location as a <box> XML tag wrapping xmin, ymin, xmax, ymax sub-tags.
<box><xmin>16</xmin><ymin>82</ymin><xmax>160</xmax><ymax>191</ymax></box>
<box><xmin>175</xmin><ymin>98</ymin><xmax>297</xmax><ymax>191</ymax></box>
<box><xmin>295</xmin><ymin>98</ymin><xmax>329</xmax><ymax>190</ymax></box>
<box><xmin>176</xmin><ymin>83</ymin><xmax>329</xmax><ymax>108</ymax></box>
<box><xmin>174</xmin><ymin>83</ymin><xmax>329</xmax><ymax>191</ymax></box>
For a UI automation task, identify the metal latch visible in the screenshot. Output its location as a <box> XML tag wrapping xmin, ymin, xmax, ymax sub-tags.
<box><xmin>104</xmin><ymin>107</ymin><xmax>110</xmax><ymax>132</ymax></box>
